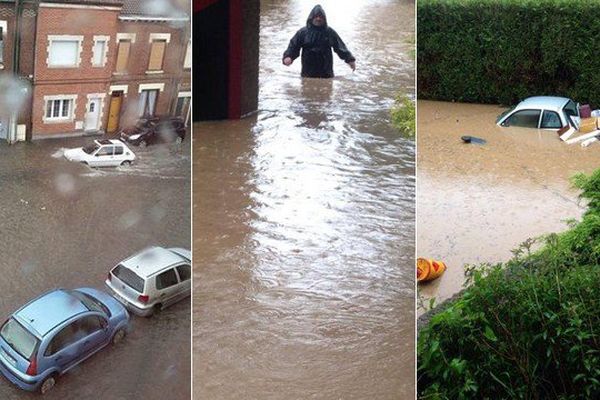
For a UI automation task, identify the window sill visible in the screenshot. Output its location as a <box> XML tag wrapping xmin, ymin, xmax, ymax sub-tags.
<box><xmin>43</xmin><ymin>118</ymin><xmax>74</xmax><ymax>124</ymax></box>
<box><xmin>145</xmin><ymin>70</ymin><xmax>164</xmax><ymax>75</ymax></box>
<box><xmin>47</xmin><ymin>65</ymin><xmax>80</xmax><ymax>69</ymax></box>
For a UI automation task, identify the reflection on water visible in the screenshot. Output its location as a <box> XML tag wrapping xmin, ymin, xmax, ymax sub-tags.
<box><xmin>194</xmin><ymin>0</ymin><xmax>415</xmax><ymax>399</ymax></box>
<box><xmin>418</xmin><ymin>100</ymin><xmax>600</xmax><ymax>308</ymax></box>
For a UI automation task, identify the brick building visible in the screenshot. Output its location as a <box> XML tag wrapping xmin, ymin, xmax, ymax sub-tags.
<box><xmin>0</xmin><ymin>0</ymin><xmax>37</xmax><ymax>142</ymax></box>
<box><xmin>25</xmin><ymin>0</ymin><xmax>190</xmax><ymax>140</ymax></box>
<box><xmin>107</xmin><ymin>0</ymin><xmax>190</xmax><ymax>134</ymax></box>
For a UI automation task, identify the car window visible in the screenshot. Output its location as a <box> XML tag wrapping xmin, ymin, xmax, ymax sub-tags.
<box><xmin>112</xmin><ymin>264</ymin><xmax>145</xmax><ymax>293</ymax></box>
<box><xmin>504</xmin><ymin>110</ymin><xmax>541</xmax><ymax>128</ymax></box>
<box><xmin>156</xmin><ymin>269</ymin><xmax>179</xmax><ymax>290</ymax></box>
<box><xmin>541</xmin><ymin>110</ymin><xmax>562</xmax><ymax>129</ymax></box>
<box><xmin>563</xmin><ymin>100</ymin><xmax>578</xmax><ymax>117</ymax></box>
<box><xmin>96</xmin><ymin>146</ymin><xmax>114</xmax><ymax>156</ymax></box>
<box><xmin>0</xmin><ymin>318</ymin><xmax>40</xmax><ymax>359</ymax></box>
<box><xmin>68</xmin><ymin>290</ymin><xmax>111</xmax><ymax>318</ymax></box>
<box><xmin>45</xmin><ymin>322</ymin><xmax>78</xmax><ymax>356</ymax></box>
<box><xmin>176</xmin><ymin>264</ymin><xmax>191</xmax><ymax>281</ymax></box>
<box><xmin>114</xmin><ymin>146</ymin><xmax>124</xmax><ymax>155</ymax></box>
<box><xmin>78</xmin><ymin>316</ymin><xmax>104</xmax><ymax>336</ymax></box>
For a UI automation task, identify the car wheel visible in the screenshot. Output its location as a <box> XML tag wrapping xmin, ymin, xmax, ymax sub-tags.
<box><xmin>151</xmin><ymin>303</ymin><xmax>162</xmax><ymax>316</ymax></box>
<box><xmin>40</xmin><ymin>375</ymin><xmax>56</xmax><ymax>395</ymax></box>
<box><xmin>175</xmin><ymin>136</ymin><xmax>183</xmax><ymax>145</ymax></box>
<box><xmin>112</xmin><ymin>328</ymin><xmax>126</xmax><ymax>345</ymax></box>
<box><xmin>121</xmin><ymin>160</ymin><xmax>131</xmax><ymax>166</ymax></box>
<box><xmin>139</xmin><ymin>140</ymin><xmax>147</xmax><ymax>148</ymax></box>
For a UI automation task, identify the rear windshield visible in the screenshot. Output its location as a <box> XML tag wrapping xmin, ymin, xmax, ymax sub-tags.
<box><xmin>112</xmin><ymin>264</ymin><xmax>144</xmax><ymax>293</ymax></box>
<box><xmin>0</xmin><ymin>318</ymin><xmax>39</xmax><ymax>359</ymax></box>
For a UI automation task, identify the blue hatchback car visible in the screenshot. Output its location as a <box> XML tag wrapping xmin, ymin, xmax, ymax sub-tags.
<box><xmin>0</xmin><ymin>288</ymin><xmax>129</xmax><ymax>394</ymax></box>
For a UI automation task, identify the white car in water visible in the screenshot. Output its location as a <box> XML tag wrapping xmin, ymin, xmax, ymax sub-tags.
<box><xmin>64</xmin><ymin>139</ymin><xmax>136</xmax><ymax>167</ymax></box>
<box><xmin>496</xmin><ymin>96</ymin><xmax>581</xmax><ymax>130</ymax></box>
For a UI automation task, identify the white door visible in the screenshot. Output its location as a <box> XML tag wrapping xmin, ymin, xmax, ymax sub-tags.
<box><xmin>85</xmin><ymin>98</ymin><xmax>101</xmax><ymax>131</ymax></box>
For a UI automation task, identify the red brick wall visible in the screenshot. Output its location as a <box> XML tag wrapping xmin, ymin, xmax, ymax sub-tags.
<box><xmin>32</xmin><ymin>4</ymin><xmax>119</xmax><ymax>137</ymax></box>
<box><xmin>111</xmin><ymin>20</ymin><xmax>190</xmax><ymax>120</ymax></box>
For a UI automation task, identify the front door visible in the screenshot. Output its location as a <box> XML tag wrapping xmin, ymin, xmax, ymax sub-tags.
<box><xmin>85</xmin><ymin>98</ymin><xmax>101</xmax><ymax>131</ymax></box>
<box><xmin>107</xmin><ymin>91</ymin><xmax>123</xmax><ymax>134</ymax></box>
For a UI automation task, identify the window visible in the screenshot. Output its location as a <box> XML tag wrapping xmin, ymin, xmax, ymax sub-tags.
<box><xmin>176</xmin><ymin>265</ymin><xmax>191</xmax><ymax>281</ymax></box>
<box><xmin>48</xmin><ymin>36</ymin><xmax>82</xmax><ymax>67</ymax></box>
<box><xmin>148</xmin><ymin>39</ymin><xmax>166</xmax><ymax>71</ymax></box>
<box><xmin>0</xmin><ymin>22</ymin><xmax>6</xmax><ymax>65</ymax></box>
<box><xmin>95</xmin><ymin>146</ymin><xmax>113</xmax><ymax>156</ymax></box>
<box><xmin>139</xmin><ymin>89</ymin><xmax>159</xmax><ymax>117</ymax></box>
<box><xmin>45</xmin><ymin>98</ymin><xmax>74</xmax><ymax>121</ymax></box>
<box><xmin>541</xmin><ymin>111</ymin><xmax>562</xmax><ymax>129</ymax></box>
<box><xmin>114</xmin><ymin>145</ymin><xmax>124</xmax><ymax>155</ymax></box>
<box><xmin>156</xmin><ymin>269</ymin><xmax>178</xmax><ymax>290</ymax></box>
<box><xmin>112</xmin><ymin>264</ymin><xmax>144</xmax><ymax>293</ymax></box>
<box><xmin>45</xmin><ymin>322</ymin><xmax>78</xmax><ymax>356</ymax></box>
<box><xmin>115</xmin><ymin>39</ymin><xmax>131</xmax><ymax>73</ymax></box>
<box><xmin>78</xmin><ymin>316</ymin><xmax>104</xmax><ymax>336</ymax></box>
<box><xmin>183</xmin><ymin>41</ymin><xmax>191</xmax><ymax>69</ymax></box>
<box><xmin>504</xmin><ymin>110</ymin><xmax>541</xmax><ymax>128</ymax></box>
<box><xmin>92</xmin><ymin>39</ymin><xmax>107</xmax><ymax>67</ymax></box>
<box><xmin>0</xmin><ymin>318</ymin><xmax>39</xmax><ymax>359</ymax></box>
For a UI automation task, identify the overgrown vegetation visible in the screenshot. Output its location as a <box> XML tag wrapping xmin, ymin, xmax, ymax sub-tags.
<box><xmin>418</xmin><ymin>0</ymin><xmax>600</xmax><ymax>107</ymax></box>
<box><xmin>391</xmin><ymin>93</ymin><xmax>415</xmax><ymax>137</ymax></box>
<box><xmin>418</xmin><ymin>169</ymin><xmax>600</xmax><ymax>399</ymax></box>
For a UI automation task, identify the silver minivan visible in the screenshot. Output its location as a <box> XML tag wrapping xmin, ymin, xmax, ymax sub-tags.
<box><xmin>105</xmin><ymin>247</ymin><xmax>191</xmax><ymax>316</ymax></box>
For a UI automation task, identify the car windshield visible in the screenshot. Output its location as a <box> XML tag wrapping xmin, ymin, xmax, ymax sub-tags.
<box><xmin>69</xmin><ymin>290</ymin><xmax>111</xmax><ymax>317</ymax></box>
<box><xmin>112</xmin><ymin>264</ymin><xmax>145</xmax><ymax>293</ymax></box>
<box><xmin>496</xmin><ymin>107</ymin><xmax>515</xmax><ymax>123</ymax></box>
<box><xmin>563</xmin><ymin>100</ymin><xmax>578</xmax><ymax>117</ymax></box>
<box><xmin>0</xmin><ymin>318</ymin><xmax>39</xmax><ymax>360</ymax></box>
<box><xmin>82</xmin><ymin>144</ymin><xmax>100</xmax><ymax>154</ymax></box>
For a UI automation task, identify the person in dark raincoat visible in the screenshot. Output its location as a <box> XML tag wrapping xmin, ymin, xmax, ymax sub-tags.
<box><xmin>282</xmin><ymin>5</ymin><xmax>356</xmax><ymax>78</ymax></box>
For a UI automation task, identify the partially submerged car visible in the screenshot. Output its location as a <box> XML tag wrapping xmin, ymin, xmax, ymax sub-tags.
<box><xmin>64</xmin><ymin>139</ymin><xmax>136</xmax><ymax>167</ymax></box>
<box><xmin>496</xmin><ymin>96</ymin><xmax>581</xmax><ymax>130</ymax></box>
<box><xmin>0</xmin><ymin>288</ymin><xmax>129</xmax><ymax>394</ymax></box>
<box><xmin>120</xmin><ymin>116</ymin><xmax>186</xmax><ymax>147</ymax></box>
<box><xmin>105</xmin><ymin>247</ymin><xmax>191</xmax><ymax>317</ymax></box>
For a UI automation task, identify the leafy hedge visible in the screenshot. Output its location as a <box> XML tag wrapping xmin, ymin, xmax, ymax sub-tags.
<box><xmin>418</xmin><ymin>169</ymin><xmax>600</xmax><ymax>399</ymax></box>
<box><xmin>418</xmin><ymin>0</ymin><xmax>600</xmax><ymax>107</ymax></box>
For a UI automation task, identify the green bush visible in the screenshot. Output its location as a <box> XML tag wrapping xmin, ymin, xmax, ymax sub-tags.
<box><xmin>391</xmin><ymin>93</ymin><xmax>415</xmax><ymax>137</ymax></box>
<box><xmin>418</xmin><ymin>169</ymin><xmax>600</xmax><ymax>399</ymax></box>
<box><xmin>418</xmin><ymin>0</ymin><xmax>600</xmax><ymax>107</ymax></box>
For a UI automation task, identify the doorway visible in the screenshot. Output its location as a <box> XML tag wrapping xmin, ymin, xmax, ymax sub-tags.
<box><xmin>107</xmin><ymin>91</ymin><xmax>123</xmax><ymax>134</ymax></box>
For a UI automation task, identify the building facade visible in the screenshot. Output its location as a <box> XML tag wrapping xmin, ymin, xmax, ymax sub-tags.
<box><xmin>2</xmin><ymin>0</ymin><xmax>191</xmax><ymax>141</ymax></box>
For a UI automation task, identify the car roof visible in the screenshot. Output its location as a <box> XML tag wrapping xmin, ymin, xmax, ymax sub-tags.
<box><xmin>94</xmin><ymin>139</ymin><xmax>125</xmax><ymax>146</ymax></box>
<box><xmin>14</xmin><ymin>290</ymin><xmax>88</xmax><ymax>338</ymax></box>
<box><xmin>120</xmin><ymin>246</ymin><xmax>189</xmax><ymax>278</ymax></box>
<box><xmin>516</xmin><ymin>96</ymin><xmax>571</xmax><ymax>112</ymax></box>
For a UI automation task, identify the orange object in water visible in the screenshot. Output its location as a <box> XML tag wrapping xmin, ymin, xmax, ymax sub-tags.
<box><xmin>417</xmin><ymin>258</ymin><xmax>447</xmax><ymax>282</ymax></box>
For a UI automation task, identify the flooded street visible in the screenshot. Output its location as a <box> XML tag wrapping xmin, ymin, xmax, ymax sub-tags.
<box><xmin>418</xmin><ymin>100</ymin><xmax>600</xmax><ymax>307</ymax></box>
<box><xmin>0</xmin><ymin>137</ymin><xmax>190</xmax><ymax>399</ymax></box>
<box><xmin>194</xmin><ymin>1</ymin><xmax>415</xmax><ymax>399</ymax></box>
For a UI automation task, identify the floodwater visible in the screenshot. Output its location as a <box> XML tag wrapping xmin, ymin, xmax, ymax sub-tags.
<box><xmin>418</xmin><ymin>100</ymin><xmax>600</xmax><ymax>308</ymax></box>
<box><xmin>194</xmin><ymin>1</ymin><xmax>415</xmax><ymax>399</ymax></box>
<box><xmin>0</xmin><ymin>137</ymin><xmax>190</xmax><ymax>399</ymax></box>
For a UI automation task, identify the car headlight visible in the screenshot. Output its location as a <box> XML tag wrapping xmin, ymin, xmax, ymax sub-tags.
<box><xmin>129</xmin><ymin>134</ymin><xmax>141</xmax><ymax>140</ymax></box>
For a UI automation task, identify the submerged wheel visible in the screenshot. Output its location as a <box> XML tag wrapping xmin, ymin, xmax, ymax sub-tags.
<box><xmin>112</xmin><ymin>328</ymin><xmax>126</xmax><ymax>345</ymax></box>
<box><xmin>121</xmin><ymin>160</ymin><xmax>131</xmax><ymax>166</ymax></box>
<box><xmin>40</xmin><ymin>375</ymin><xmax>56</xmax><ymax>395</ymax></box>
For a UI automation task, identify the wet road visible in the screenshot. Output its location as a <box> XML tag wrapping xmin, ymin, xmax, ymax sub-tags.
<box><xmin>195</xmin><ymin>1</ymin><xmax>415</xmax><ymax>399</ymax></box>
<box><xmin>418</xmin><ymin>100</ymin><xmax>599</xmax><ymax>308</ymax></box>
<box><xmin>0</xmin><ymin>136</ymin><xmax>190</xmax><ymax>399</ymax></box>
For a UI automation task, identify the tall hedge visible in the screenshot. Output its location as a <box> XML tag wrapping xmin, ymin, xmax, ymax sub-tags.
<box><xmin>418</xmin><ymin>0</ymin><xmax>600</xmax><ymax>107</ymax></box>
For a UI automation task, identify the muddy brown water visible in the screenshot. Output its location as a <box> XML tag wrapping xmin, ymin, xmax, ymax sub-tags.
<box><xmin>194</xmin><ymin>1</ymin><xmax>415</xmax><ymax>399</ymax></box>
<box><xmin>418</xmin><ymin>100</ymin><xmax>600</xmax><ymax>310</ymax></box>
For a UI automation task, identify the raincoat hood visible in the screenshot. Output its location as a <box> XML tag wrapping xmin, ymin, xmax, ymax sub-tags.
<box><xmin>306</xmin><ymin>5</ymin><xmax>327</xmax><ymax>28</ymax></box>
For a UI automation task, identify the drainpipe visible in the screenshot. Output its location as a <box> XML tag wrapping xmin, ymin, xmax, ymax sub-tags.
<box><xmin>9</xmin><ymin>0</ymin><xmax>22</xmax><ymax>144</ymax></box>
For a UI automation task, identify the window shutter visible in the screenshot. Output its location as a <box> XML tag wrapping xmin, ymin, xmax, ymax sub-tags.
<box><xmin>148</xmin><ymin>40</ymin><xmax>166</xmax><ymax>71</ymax></box>
<box><xmin>116</xmin><ymin>40</ymin><xmax>130</xmax><ymax>72</ymax></box>
<box><xmin>93</xmin><ymin>40</ymin><xmax>105</xmax><ymax>66</ymax></box>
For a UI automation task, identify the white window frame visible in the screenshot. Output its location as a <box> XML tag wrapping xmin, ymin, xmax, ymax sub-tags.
<box><xmin>91</xmin><ymin>35</ymin><xmax>109</xmax><ymax>67</ymax></box>
<box><xmin>183</xmin><ymin>40</ymin><xmax>191</xmax><ymax>69</ymax></box>
<box><xmin>43</xmin><ymin>94</ymin><xmax>77</xmax><ymax>123</ymax></box>
<box><xmin>138</xmin><ymin>83</ymin><xmax>165</xmax><ymax>93</ymax></box>
<box><xmin>116</xmin><ymin>32</ymin><xmax>136</xmax><ymax>44</ymax></box>
<box><xmin>47</xmin><ymin>35</ymin><xmax>83</xmax><ymax>68</ymax></box>
<box><xmin>148</xmin><ymin>33</ymin><xmax>171</xmax><ymax>44</ymax></box>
